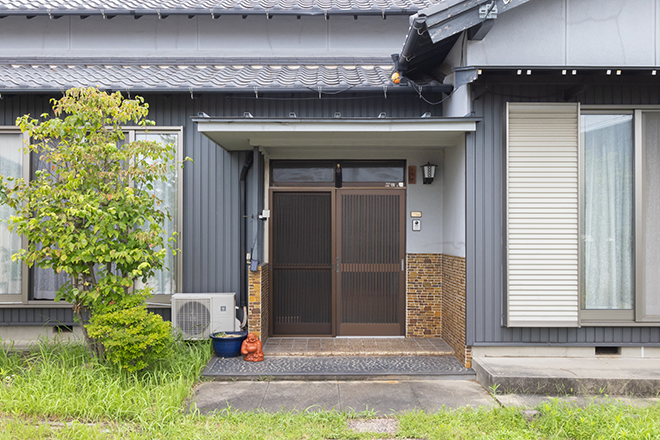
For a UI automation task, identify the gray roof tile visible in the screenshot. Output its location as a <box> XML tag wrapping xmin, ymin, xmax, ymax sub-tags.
<box><xmin>0</xmin><ymin>0</ymin><xmax>439</xmax><ymax>14</ymax></box>
<box><xmin>0</xmin><ymin>60</ymin><xmax>395</xmax><ymax>92</ymax></box>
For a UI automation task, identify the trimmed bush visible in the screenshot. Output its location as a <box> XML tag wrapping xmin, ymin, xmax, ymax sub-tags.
<box><xmin>88</xmin><ymin>305</ymin><xmax>173</xmax><ymax>372</ymax></box>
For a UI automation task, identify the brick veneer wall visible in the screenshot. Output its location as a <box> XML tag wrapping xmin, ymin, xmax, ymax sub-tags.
<box><xmin>250</xmin><ymin>256</ymin><xmax>469</xmax><ymax>367</ymax></box>
<box><xmin>247</xmin><ymin>263</ymin><xmax>270</xmax><ymax>343</ymax></box>
<box><xmin>406</xmin><ymin>254</ymin><xmax>443</xmax><ymax>337</ymax></box>
<box><xmin>442</xmin><ymin>254</ymin><xmax>468</xmax><ymax>367</ymax></box>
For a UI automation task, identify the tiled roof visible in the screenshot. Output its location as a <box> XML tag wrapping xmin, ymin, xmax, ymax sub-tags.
<box><xmin>0</xmin><ymin>0</ymin><xmax>439</xmax><ymax>15</ymax></box>
<box><xmin>0</xmin><ymin>60</ymin><xmax>396</xmax><ymax>92</ymax></box>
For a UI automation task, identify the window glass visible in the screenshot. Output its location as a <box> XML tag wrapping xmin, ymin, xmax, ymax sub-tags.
<box><xmin>135</xmin><ymin>133</ymin><xmax>178</xmax><ymax>296</ymax></box>
<box><xmin>582</xmin><ymin>114</ymin><xmax>634</xmax><ymax>310</ymax></box>
<box><xmin>643</xmin><ymin>113</ymin><xmax>660</xmax><ymax>316</ymax></box>
<box><xmin>271</xmin><ymin>161</ymin><xmax>334</xmax><ymax>183</ymax></box>
<box><xmin>0</xmin><ymin>134</ymin><xmax>24</xmax><ymax>295</ymax></box>
<box><xmin>30</xmin><ymin>147</ymin><xmax>69</xmax><ymax>299</ymax></box>
<box><xmin>341</xmin><ymin>161</ymin><xmax>405</xmax><ymax>182</ymax></box>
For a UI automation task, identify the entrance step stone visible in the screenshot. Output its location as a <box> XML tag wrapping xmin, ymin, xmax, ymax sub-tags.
<box><xmin>202</xmin><ymin>355</ymin><xmax>475</xmax><ymax>381</ymax></box>
<box><xmin>263</xmin><ymin>337</ymin><xmax>454</xmax><ymax>357</ymax></box>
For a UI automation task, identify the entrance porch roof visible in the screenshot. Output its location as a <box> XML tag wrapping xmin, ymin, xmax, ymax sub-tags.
<box><xmin>193</xmin><ymin>117</ymin><xmax>478</xmax><ymax>151</ymax></box>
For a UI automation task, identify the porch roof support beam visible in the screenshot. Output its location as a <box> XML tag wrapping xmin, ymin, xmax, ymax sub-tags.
<box><xmin>193</xmin><ymin>118</ymin><xmax>479</xmax><ymax>151</ymax></box>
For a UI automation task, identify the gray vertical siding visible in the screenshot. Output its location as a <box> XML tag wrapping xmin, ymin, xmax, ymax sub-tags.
<box><xmin>467</xmin><ymin>82</ymin><xmax>660</xmax><ymax>346</ymax></box>
<box><xmin>0</xmin><ymin>91</ymin><xmax>435</xmax><ymax>324</ymax></box>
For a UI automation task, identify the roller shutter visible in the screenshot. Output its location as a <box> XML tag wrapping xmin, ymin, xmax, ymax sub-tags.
<box><xmin>506</xmin><ymin>103</ymin><xmax>580</xmax><ymax>327</ymax></box>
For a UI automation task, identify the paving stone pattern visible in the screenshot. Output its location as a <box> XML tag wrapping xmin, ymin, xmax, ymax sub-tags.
<box><xmin>203</xmin><ymin>355</ymin><xmax>474</xmax><ymax>379</ymax></box>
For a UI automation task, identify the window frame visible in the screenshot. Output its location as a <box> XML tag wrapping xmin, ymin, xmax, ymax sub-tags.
<box><xmin>0</xmin><ymin>127</ymin><xmax>30</xmax><ymax>305</ymax></box>
<box><xmin>0</xmin><ymin>126</ymin><xmax>183</xmax><ymax>307</ymax></box>
<box><xmin>579</xmin><ymin>107</ymin><xmax>660</xmax><ymax>325</ymax></box>
<box><xmin>128</xmin><ymin>127</ymin><xmax>184</xmax><ymax>306</ymax></box>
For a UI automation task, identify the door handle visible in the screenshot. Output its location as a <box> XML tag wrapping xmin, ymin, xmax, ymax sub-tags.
<box><xmin>401</xmin><ymin>258</ymin><xmax>405</xmax><ymax>271</ymax></box>
<box><xmin>336</xmin><ymin>257</ymin><xmax>340</xmax><ymax>273</ymax></box>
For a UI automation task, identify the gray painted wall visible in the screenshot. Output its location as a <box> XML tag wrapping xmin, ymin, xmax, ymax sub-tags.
<box><xmin>0</xmin><ymin>15</ymin><xmax>408</xmax><ymax>59</ymax></box>
<box><xmin>467</xmin><ymin>0</ymin><xmax>660</xmax><ymax>67</ymax></box>
<box><xmin>467</xmin><ymin>81</ymin><xmax>660</xmax><ymax>346</ymax></box>
<box><xmin>442</xmin><ymin>144</ymin><xmax>465</xmax><ymax>258</ymax></box>
<box><xmin>0</xmin><ymin>91</ymin><xmax>435</xmax><ymax>324</ymax></box>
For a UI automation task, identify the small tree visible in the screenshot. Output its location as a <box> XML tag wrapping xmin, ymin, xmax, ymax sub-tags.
<box><xmin>0</xmin><ymin>88</ymin><xmax>180</xmax><ymax>357</ymax></box>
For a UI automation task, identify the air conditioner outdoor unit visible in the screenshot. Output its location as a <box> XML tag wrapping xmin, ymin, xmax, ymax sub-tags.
<box><xmin>171</xmin><ymin>293</ymin><xmax>238</xmax><ymax>340</ymax></box>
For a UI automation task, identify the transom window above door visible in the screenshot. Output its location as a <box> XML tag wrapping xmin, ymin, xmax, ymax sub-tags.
<box><xmin>270</xmin><ymin>160</ymin><xmax>405</xmax><ymax>188</ymax></box>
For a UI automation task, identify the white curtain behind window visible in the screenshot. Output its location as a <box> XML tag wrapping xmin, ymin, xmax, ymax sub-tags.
<box><xmin>0</xmin><ymin>134</ymin><xmax>24</xmax><ymax>295</ymax></box>
<box><xmin>582</xmin><ymin>114</ymin><xmax>634</xmax><ymax>309</ymax></box>
<box><xmin>30</xmin><ymin>149</ymin><xmax>69</xmax><ymax>299</ymax></box>
<box><xmin>135</xmin><ymin>133</ymin><xmax>178</xmax><ymax>296</ymax></box>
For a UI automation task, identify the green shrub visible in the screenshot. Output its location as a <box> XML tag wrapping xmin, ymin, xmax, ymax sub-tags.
<box><xmin>88</xmin><ymin>305</ymin><xmax>173</xmax><ymax>372</ymax></box>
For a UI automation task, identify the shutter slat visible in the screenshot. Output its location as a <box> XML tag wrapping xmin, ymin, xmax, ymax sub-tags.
<box><xmin>507</xmin><ymin>103</ymin><xmax>579</xmax><ymax>328</ymax></box>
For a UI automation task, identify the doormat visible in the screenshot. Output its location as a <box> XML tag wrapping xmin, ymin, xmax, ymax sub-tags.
<box><xmin>202</xmin><ymin>356</ymin><xmax>474</xmax><ymax>380</ymax></box>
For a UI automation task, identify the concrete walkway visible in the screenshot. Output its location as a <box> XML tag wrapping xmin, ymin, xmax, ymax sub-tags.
<box><xmin>191</xmin><ymin>356</ymin><xmax>660</xmax><ymax>414</ymax></box>
<box><xmin>190</xmin><ymin>378</ymin><xmax>660</xmax><ymax>415</ymax></box>
<box><xmin>191</xmin><ymin>380</ymin><xmax>497</xmax><ymax>414</ymax></box>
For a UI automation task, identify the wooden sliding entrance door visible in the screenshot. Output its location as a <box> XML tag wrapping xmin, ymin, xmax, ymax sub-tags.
<box><xmin>271</xmin><ymin>190</ymin><xmax>334</xmax><ymax>335</ymax></box>
<box><xmin>336</xmin><ymin>189</ymin><xmax>406</xmax><ymax>336</ymax></box>
<box><xmin>270</xmin><ymin>188</ymin><xmax>405</xmax><ymax>336</ymax></box>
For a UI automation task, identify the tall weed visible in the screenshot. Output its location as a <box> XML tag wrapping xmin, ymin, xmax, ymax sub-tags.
<box><xmin>0</xmin><ymin>338</ymin><xmax>211</xmax><ymax>423</ymax></box>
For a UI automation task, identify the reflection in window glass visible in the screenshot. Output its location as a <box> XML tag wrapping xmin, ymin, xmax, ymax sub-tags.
<box><xmin>643</xmin><ymin>113</ymin><xmax>660</xmax><ymax>316</ymax></box>
<box><xmin>135</xmin><ymin>133</ymin><xmax>178</xmax><ymax>296</ymax></box>
<box><xmin>271</xmin><ymin>161</ymin><xmax>334</xmax><ymax>183</ymax></box>
<box><xmin>342</xmin><ymin>161</ymin><xmax>405</xmax><ymax>182</ymax></box>
<box><xmin>582</xmin><ymin>114</ymin><xmax>634</xmax><ymax>310</ymax></box>
<box><xmin>0</xmin><ymin>134</ymin><xmax>24</xmax><ymax>295</ymax></box>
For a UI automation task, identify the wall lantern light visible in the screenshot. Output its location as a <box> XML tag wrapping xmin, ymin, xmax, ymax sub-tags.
<box><xmin>421</xmin><ymin>162</ymin><xmax>437</xmax><ymax>184</ymax></box>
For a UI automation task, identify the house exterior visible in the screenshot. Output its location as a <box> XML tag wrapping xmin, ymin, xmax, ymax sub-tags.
<box><xmin>397</xmin><ymin>0</ymin><xmax>660</xmax><ymax>364</ymax></box>
<box><xmin>2</xmin><ymin>0</ymin><xmax>657</xmax><ymax>369</ymax></box>
<box><xmin>0</xmin><ymin>0</ymin><xmax>474</xmax><ymax>365</ymax></box>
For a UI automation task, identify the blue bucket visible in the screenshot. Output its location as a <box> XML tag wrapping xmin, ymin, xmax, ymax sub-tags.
<box><xmin>210</xmin><ymin>331</ymin><xmax>248</xmax><ymax>358</ymax></box>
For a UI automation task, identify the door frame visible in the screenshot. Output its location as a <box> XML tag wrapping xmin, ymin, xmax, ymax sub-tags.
<box><xmin>269</xmin><ymin>186</ymin><xmax>406</xmax><ymax>337</ymax></box>
<box><xmin>335</xmin><ymin>188</ymin><xmax>407</xmax><ymax>336</ymax></box>
<box><xmin>268</xmin><ymin>187</ymin><xmax>337</xmax><ymax>337</ymax></box>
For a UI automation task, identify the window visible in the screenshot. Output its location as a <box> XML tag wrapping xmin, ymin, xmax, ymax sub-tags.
<box><xmin>581</xmin><ymin>114</ymin><xmax>634</xmax><ymax>315</ymax></box>
<box><xmin>134</xmin><ymin>130</ymin><xmax>183</xmax><ymax>302</ymax></box>
<box><xmin>506</xmin><ymin>104</ymin><xmax>660</xmax><ymax>326</ymax></box>
<box><xmin>271</xmin><ymin>160</ymin><xmax>405</xmax><ymax>187</ymax></box>
<box><xmin>580</xmin><ymin>110</ymin><xmax>660</xmax><ymax>323</ymax></box>
<box><xmin>0</xmin><ymin>127</ymin><xmax>183</xmax><ymax>305</ymax></box>
<box><xmin>0</xmin><ymin>129</ymin><xmax>28</xmax><ymax>303</ymax></box>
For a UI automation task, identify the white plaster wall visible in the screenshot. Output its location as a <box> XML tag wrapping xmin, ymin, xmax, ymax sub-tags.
<box><xmin>442</xmin><ymin>144</ymin><xmax>465</xmax><ymax>258</ymax></box>
<box><xmin>406</xmin><ymin>150</ymin><xmax>444</xmax><ymax>254</ymax></box>
<box><xmin>467</xmin><ymin>0</ymin><xmax>660</xmax><ymax>67</ymax></box>
<box><xmin>0</xmin><ymin>15</ymin><xmax>409</xmax><ymax>58</ymax></box>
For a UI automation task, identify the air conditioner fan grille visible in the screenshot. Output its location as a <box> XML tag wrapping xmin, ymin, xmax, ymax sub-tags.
<box><xmin>175</xmin><ymin>299</ymin><xmax>211</xmax><ymax>337</ymax></box>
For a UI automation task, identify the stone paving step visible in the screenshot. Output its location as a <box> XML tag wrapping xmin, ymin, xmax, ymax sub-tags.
<box><xmin>202</xmin><ymin>355</ymin><xmax>475</xmax><ymax>381</ymax></box>
<box><xmin>263</xmin><ymin>337</ymin><xmax>454</xmax><ymax>357</ymax></box>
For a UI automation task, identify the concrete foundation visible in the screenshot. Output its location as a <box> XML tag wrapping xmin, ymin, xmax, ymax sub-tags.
<box><xmin>473</xmin><ymin>346</ymin><xmax>660</xmax><ymax>359</ymax></box>
<box><xmin>0</xmin><ymin>325</ymin><xmax>84</xmax><ymax>349</ymax></box>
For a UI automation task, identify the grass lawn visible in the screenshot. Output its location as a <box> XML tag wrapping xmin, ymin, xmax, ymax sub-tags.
<box><xmin>1</xmin><ymin>339</ymin><xmax>659</xmax><ymax>440</ymax></box>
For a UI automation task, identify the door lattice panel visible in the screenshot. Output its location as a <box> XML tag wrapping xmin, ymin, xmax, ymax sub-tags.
<box><xmin>272</xmin><ymin>192</ymin><xmax>332</xmax><ymax>335</ymax></box>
